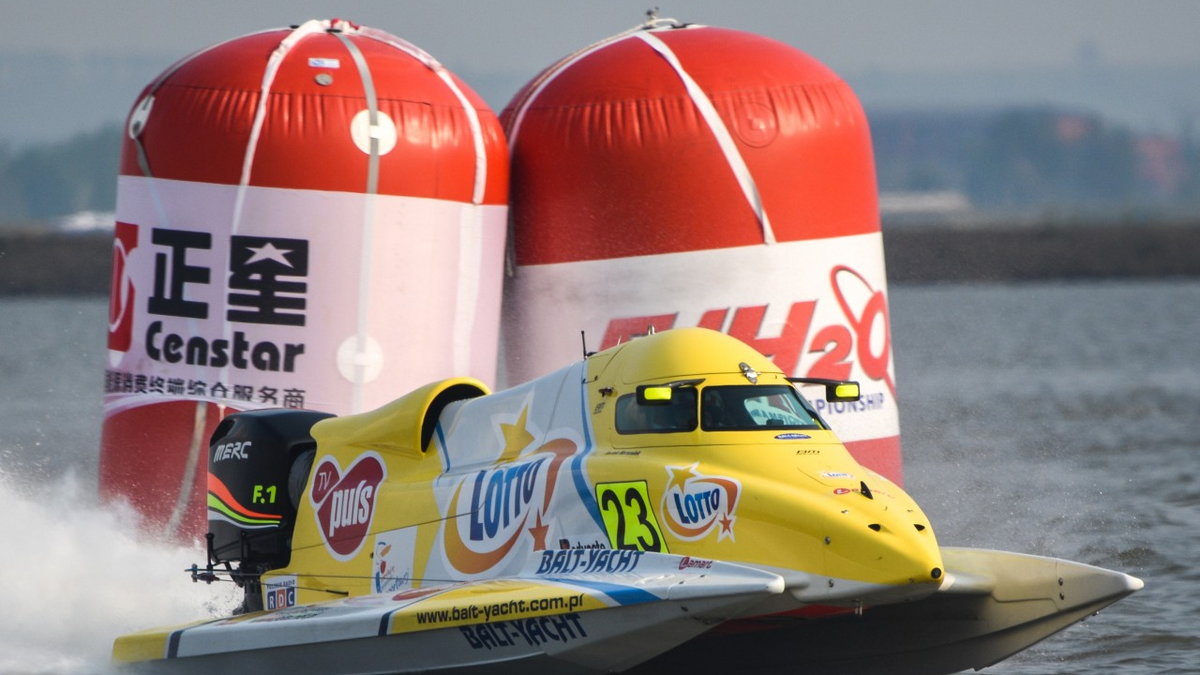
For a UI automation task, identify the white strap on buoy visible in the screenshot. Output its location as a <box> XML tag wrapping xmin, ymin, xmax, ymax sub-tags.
<box><xmin>359</xmin><ymin>26</ymin><xmax>490</xmax><ymax>206</ymax></box>
<box><xmin>230</xmin><ymin>20</ymin><xmax>328</xmax><ymax>235</ymax></box>
<box><xmin>505</xmin><ymin>15</ymin><xmax>685</xmax><ymax>148</ymax></box>
<box><xmin>505</xmin><ymin>20</ymin><xmax>776</xmax><ymax>246</ymax></box>
<box><xmin>633</xmin><ymin>30</ymin><xmax>776</xmax><ymax>245</ymax></box>
<box><xmin>332</xmin><ymin>28</ymin><xmax>384</xmax><ymax>411</ymax></box>
<box><xmin>163</xmin><ymin>401</ymin><xmax>208</xmax><ymax>538</ymax></box>
<box><xmin>358</xmin><ymin>26</ymin><xmax>492</xmax><ymax>374</ymax></box>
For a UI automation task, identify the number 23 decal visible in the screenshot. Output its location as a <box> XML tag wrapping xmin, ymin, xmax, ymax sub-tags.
<box><xmin>596</xmin><ymin>481</ymin><xmax>667</xmax><ymax>552</ymax></box>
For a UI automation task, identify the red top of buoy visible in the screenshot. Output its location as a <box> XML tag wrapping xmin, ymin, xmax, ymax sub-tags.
<box><xmin>121</xmin><ymin>19</ymin><xmax>507</xmax><ymax>204</ymax></box>
<box><xmin>504</xmin><ymin>22</ymin><xmax>879</xmax><ymax>264</ymax></box>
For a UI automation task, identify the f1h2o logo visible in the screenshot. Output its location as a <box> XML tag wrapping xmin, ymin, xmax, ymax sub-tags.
<box><xmin>595</xmin><ymin>481</ymin><xmax>666</xmax><ymax>552</ymax></box>
<box><xmin>598</xmin><ymin>264</ymin><xmax>896</xmax><ymax>398</ymax></box>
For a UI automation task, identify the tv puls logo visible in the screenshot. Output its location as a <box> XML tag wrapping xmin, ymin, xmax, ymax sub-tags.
<box><xmin>310</xmin><ymin>452</ymin><xmax>386</xmax><ymax>560</ymax></box>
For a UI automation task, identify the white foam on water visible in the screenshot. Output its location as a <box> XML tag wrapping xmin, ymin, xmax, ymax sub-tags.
<box><xmin>0</xmin><ymin>470</ymin><xmax>239</xmax><ymax>675</ymax></box>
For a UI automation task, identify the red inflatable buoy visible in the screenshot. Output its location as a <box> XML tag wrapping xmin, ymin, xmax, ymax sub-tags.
<box><xmin>502</xmin><ymin>18</ymin><xmax>902</xmax><ymax>482</ymax></box>
<box><xmin>101</xmin><ymin>19</ymin><xmax>508</xmax><ymax>538</ymax></box>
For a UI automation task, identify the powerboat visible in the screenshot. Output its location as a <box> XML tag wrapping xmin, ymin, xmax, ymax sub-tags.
<box><xmin>114</xmin><ymin>328</ymin><xmax>1140</xmax><ymax>673</ymax></box>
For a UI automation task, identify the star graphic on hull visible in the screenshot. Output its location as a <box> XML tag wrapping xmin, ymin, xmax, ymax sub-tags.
<box><xmin>666</xmin><ymin>463</ymin><xmax>698</xmax><ymax>491</ymax></box>
<box><xmin>497</xmin><ymin>406</ymin><xmax>535</xmax><ymax>463</ymax></box>
<box><xmin>528</xmin><ymin>511</ymin><xmax>550</xmax><ymax>550</ymax></box>
<box><xmin>718</xmin><ymin>512</ymin><xmax>736</xmax><ymax>540</ymax></box>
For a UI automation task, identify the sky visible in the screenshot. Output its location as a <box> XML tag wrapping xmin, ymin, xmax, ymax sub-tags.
<box><xmin>4</xmin><ymin>1</ymin><xmax>1199</xmax><ymax>74</ymax></box>
<box><xmin>1</xmin><ymin>1</ymin><xmax>1199</xmax><ymax>145</ymax></box>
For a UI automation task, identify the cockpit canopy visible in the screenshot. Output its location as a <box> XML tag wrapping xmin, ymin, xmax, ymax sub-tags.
<box><xmin>615</xmin><ymin>384</ymin><xmax>826</xmax><ymax>434</ymax></box>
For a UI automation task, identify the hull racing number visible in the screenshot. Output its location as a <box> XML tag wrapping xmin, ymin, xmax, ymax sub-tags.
<box><xmin>595</xmin><ymin>481</ymin><xmax>666</xmax><ymax>552</ymax></box>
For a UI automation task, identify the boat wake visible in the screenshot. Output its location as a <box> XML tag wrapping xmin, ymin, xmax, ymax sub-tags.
<box><xmin>0</xmin><ymin>469</ymin><xmax>238</xmax><ymax>675</ymax></box>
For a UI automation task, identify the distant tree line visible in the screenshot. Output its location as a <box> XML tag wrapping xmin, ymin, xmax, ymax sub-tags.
<box><xmin>2</xmin><ymin>107</ymin><xmax>1199</xmax><ymax>227</ymax></box>
<box><xmin>0</xmin><ymin>124</ymin><xmax>120</xmax><ymax>225</ymax></box>
<box><xmin>871</xmin><ymin>106</ymin><xmax>1200</xmax><ymax>215</ymax></box>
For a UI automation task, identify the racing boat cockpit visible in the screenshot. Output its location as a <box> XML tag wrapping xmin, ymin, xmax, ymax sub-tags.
<box><xmin>614</xmin><ymin>376</ymin><xmax>853</xmax><ymax>435</ymax></box>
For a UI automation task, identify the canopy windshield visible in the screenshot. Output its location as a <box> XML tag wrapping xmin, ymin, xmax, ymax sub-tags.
<box><xmin>615</xmin><ymin>384</ymin><xmax>825</xmax><ymax>434</ymax></box>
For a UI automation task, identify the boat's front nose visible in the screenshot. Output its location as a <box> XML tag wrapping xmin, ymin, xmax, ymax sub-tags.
<box><xmin>797</xmin><ymin>474</ymin><xmax>945</xmax><ymax>603</ymax></box>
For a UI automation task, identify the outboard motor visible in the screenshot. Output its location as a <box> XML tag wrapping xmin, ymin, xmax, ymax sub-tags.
<box><xmin>202</xmin><ymin>409</ymin><xmax>333</xmax><ymax>611</ymax></box>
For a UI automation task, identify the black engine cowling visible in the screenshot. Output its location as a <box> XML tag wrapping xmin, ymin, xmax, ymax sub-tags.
<box><xmin>206</xmin><ymin>409</ymin><xmax>333</xmax><ymax>575</ymax></box>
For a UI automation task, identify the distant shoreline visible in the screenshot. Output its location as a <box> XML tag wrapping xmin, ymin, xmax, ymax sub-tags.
<box><xmin>3</xmin><ymin>222</ymin><xmax>1200</xmax><ymax>295</ymax></box>
<box><xmin>882</xmin><ymin>221</ymin><xmax>1200</xmax><ymax>282</ymax></box>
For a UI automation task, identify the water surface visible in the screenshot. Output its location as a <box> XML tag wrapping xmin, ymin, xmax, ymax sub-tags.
<box><xmin>0</xmin><ymin>281</ymin><xmax>1195</xmax><ymax>672</ymax></box>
